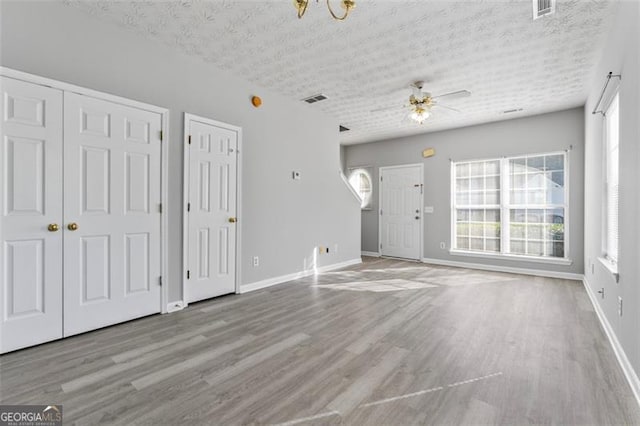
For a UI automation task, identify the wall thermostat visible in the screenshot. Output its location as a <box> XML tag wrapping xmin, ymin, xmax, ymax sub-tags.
<box><xmin>292</xmin><ymin>171</ymin><xmax>301</xmax><ymax>180</ymax></box>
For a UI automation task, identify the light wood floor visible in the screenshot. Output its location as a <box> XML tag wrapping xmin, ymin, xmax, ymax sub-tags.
<box><xmin>2</xmin><ymin>257</ymin><xmax>639</xmax><ymax>425</ymax></box>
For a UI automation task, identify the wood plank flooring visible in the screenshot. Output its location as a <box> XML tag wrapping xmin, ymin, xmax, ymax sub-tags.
<box><xmin>2</xmin><ymin>257</ymin><xmax>639</xmax><ymax>425</ymax></box>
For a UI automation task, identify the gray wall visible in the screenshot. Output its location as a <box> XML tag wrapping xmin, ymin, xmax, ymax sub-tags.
<box><xmin>0</xmin><ymin>1</ymin><xmax>361</xmax><ymax>303</ymax></box>
<box><xmin>583</xmin><ymin>1</ymin><xmax>640</xmax><ymax>381</ymax></box>
<box><xmin>344</xmin><ymin>107</ymin><xmax>585</xmax><ymax>275</ymax></box>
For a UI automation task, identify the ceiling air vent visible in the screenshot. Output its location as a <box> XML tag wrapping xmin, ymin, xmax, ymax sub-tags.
<box><xmin>302</xmin><ymin>94</ymin><xmax>328</xmax><ymax>104</ymax></box>
<box><xmin>339</xmin><ymin>125</ymin><xmax>350</xmax><ymax>132</ymax></box>
<box><xmin>503</xmin><ymin>108</ymin><xmax>524</xmax><ymax>114</ymax></box>
<box><xmin>533</xmin><ymin>0</ymin><xmax>556</xmax><ymax>20</ymax></box>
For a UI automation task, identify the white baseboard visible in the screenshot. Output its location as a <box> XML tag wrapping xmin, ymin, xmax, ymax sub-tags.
<box><xmin>166</xmin><ymin>301</ymin><xmax>185</xmax><ymax>313</ymax></box>
<box><xmin>421</xmin><ymin>257</ymin><xmax>583</xmax><ymax>281</ymax></box>
<box><xmin>583</xmin><ymin>276</ymin><xmax>640</xmax><ymax>408</ymax></box>
<box><xmin>240</xmin><ymin>258</ymin><xmax>362</xmax><ymax>294</ymax></box>
<box><xmin>361</xmin><ymin>251</ymin><xmax>381</xmax><ymax>257</ymax></box>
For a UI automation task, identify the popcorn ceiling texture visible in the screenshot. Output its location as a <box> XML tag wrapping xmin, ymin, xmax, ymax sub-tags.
<box><xmin>64</xmin><ymin>0</ymin><xmax>617</xmax><ymax>144</ymax></box>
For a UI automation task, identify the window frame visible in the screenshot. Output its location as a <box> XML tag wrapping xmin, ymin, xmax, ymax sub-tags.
<box><xmin>347</xmin><ymin>166</ymin><xmax>374</xmax><ymax>210</ymax></box>
<box><xmin>601</xmin><ymin>92</ymin><xmax>620</xmax><ymax>272</ymax></box>
<box><xmin>450</xmin><ymin>151</ymin><xmax>571</xmax><ymax>265</ymax></box>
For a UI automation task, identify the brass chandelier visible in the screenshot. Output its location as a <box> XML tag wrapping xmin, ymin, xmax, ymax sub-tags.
<box><xmin>293</xmin><ymin>0</ymin><xmax>356</xmax><ymax>21</ymax></box>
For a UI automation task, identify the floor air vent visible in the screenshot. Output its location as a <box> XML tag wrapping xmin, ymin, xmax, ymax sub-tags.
<box><xmin>533</xmin><ymin>0</ymin><xmax>555</xmax><ymax>19</ymax></box>
<box><xmin>302</xmin><ymin>94</ymin><xmax>328</xmax><ymax>104</ymax></box>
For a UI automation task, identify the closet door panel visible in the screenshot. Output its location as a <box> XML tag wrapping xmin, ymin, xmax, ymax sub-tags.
<box><xmin>0</xmin><ymin>77</ymin><xmax>63</xmax><ymax>353</ymax></box>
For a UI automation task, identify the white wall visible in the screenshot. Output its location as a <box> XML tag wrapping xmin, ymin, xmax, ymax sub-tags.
<box><xmin>0</xmin><ymin>1</ymin><xmax>361</xmax><ymax>303</ymax></box>
<box><xmin>583</xmin><ymin>1</ymin><xmax>640</xmax><ymax>380</ymax></box>
<box><xmin>344</xmin><ymin>108</ymin><xmax>585</xmax><ymax>275</ymax></box>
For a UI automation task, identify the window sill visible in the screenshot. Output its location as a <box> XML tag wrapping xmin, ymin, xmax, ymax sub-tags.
<box><xmin>449</xmin><ymin>249</ymin><xmax>573</xmax><ymax>266</ymax></box>
<box><xmin>598</xmin><ymin>257</ymin><xmax>620</xmax><ymax>282</ymax></box>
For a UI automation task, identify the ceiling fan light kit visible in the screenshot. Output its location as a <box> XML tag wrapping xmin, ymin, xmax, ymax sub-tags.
<box><xmin>294</xmin><ymin>0</ymin><xmax>356</xmax><ymax>21</ymax></box>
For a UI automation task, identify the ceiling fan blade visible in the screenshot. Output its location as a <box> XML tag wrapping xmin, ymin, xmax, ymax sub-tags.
<box><xmin>434</xmin><ymin>103</ymin><xmax>461</xmax><ymax>113</ymax></box>
<box><xmin>432</xmin><ymin>90</ymin><xmax>471</xmax><ymax>101</ymax></box>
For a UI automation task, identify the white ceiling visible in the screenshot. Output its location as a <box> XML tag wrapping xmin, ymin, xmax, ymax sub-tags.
<box><xmin>65</xmin><ymin>0</ymin><xmax>617</xmax><ymax>145</ymax></box>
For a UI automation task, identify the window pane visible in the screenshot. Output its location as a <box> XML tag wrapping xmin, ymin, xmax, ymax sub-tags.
<box><xmin>527</xmin><ymin>156</ymin><xmax>545</xmax><ymax>171</ymax></box>
<box><xmin>510</xmin><ymin>240</ymin><xmax>525</xmax><ymax>254</ymax></box>
<box><xmin>456</xmin><ymin>178</ymin><xmax>469</xmax><ymax>191</ymax></box>
<box><xmin>469</xmin><ymin>162</ymin><xmax>484</xmax><ymax>176</ymax></box>
<box><xmin>470</xmin><ymin>238</ymin><xmax>484</xmax><ymax>250</ymax></box>
<box><xmin>485</xmin><ymin>176</ymin><xmax>500</xmax><ymax>190</ymax></box>
<box><xmin>545</xmin><ymin>154</ymin><xmax>564</xmax><ymax>171</ymax></box>
<box><xmin>457</xmin><ymin>237</ymin><xmax>469</xmax><ymax>249</ymax></box>
<box><xmin>469</xmin><ymin>192</ymin><xmax>484</xmax><ymax>205</ymax></box>
<box><xmin>469</xmin><ymin>177</ymin><xmax>484</xmax><ymax>190</ymax></box>
<box><xmin>485</xmin><ymin>238</ymin><xmax>500</xmax><ymax>252</ymax></box>
<box><xmin>512</xmin><ymin>173</ymin><xmax>526</xmax><ymax>189</ymax></box>
<box><xmin>456</xmin><ymin>163</ymin><xmax>469</xmax><ymax>178</ymax></box>
<box><xmin>485</xmin><ymin>160</ymin><xmax>500</xmax><ymax>175</ymax></box>
<box><xmin>456</xmin><ymin>223</ymin><xmax>469</xmax><ymax>236</ymax></box>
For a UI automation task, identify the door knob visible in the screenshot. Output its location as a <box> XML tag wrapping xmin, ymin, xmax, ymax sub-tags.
<box><xmin>48</xmin><ymin>223</ymin><xmax>59</xmax><ymax>232</ymax></box>
<box><xmin>67</xmin><ymin>223</ymin><xmax>79</xmax><ymax>231</ymax></box>
<box><xmin>228</xmin><ymin>217</ymin><xmax>237</xmax><ymax>223</ymax></box>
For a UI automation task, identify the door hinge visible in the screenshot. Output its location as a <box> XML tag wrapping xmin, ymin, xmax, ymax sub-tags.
<box><xmin>187</xmin><ymin>270</ymin><xmax>190</xmax><ymax>280</ymax></box>
<box><xmin>380</xmin><ymin>176</ymin><xmax>383</xmax><ymax>182</ymax></box>
<box><xmin>159</xmin><ymin>203</ymin><xmax>162</xmax><ymax>213</ymax></box>
<box><xmin>159</xmin><ymin>130</ymin><xmax>164</xmax><ymax>141</ymax></box>
<box><xmin>380</xmin><ymin>244</ymin><xmax>383</xmax><ymax>249</ymax></box>
<box><xmin>188</xmin><ymin>135</ymin><xmax>192</xmax><ymax>145</ymax></box>
<box><xmin>159</xmin><ymin>276</ymin><xmax>163</xmax><ymax>286</ymax></box>
<box><xmin>380</xmin><ymin>209</ymin><xmax>383</xmax><ymax>215</ymax></box>
<box><xmin>187</xmin><ymin>202</ymin><xmax>191</xmax><ymax>212</ymax></box>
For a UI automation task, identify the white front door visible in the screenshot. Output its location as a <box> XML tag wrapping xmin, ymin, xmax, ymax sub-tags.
<box><xmin>380</xmin><ymin>165</ymin><xmax>422</xmax><ymax>260</ymax></box>
<box><xmin>63</xmin><ymin>93</ymin><xmax>162</xmax><ymax>336</ymax></box>
<box><xmin>0</xmin><ymin>77</ymin><xmax>63</xmax><ymax>352</ymax></box>
<box><xmin>185</xmin><ymin>116</ymin><xmax>238</xmax><ymax>303</ymax></box>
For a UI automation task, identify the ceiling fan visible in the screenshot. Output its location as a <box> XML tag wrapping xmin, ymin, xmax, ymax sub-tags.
<box><xmin>372</xmin><ymin>82</ymin><xmax>471</xmax><ymax>124</ymax></box>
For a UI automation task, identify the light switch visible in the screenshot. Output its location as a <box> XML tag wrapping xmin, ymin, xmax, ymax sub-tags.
<box><xmin>424</xmin><ymin>206</ymin><xmax>434</xmax><ymax>214</ymax></box>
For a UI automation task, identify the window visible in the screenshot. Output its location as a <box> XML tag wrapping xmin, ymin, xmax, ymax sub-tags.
<box><xmin>348</xmin><ymin>167</ymin><xmax>373</xmax><ymax>210</ymax></box>
<box><xmin>452</xmin><ymin>152</ymin><xmax>567</xmax><ymax>261</ymax></box>
<box><xmin>604</xmin><ymin>94</ymin><xmax>619</xmax><ymax>265</ymax></box>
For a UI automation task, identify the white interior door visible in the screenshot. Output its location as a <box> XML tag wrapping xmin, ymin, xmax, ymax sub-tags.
<box><xmin>380</xmin><ymin>165</ymin><xmax>422</xmax><ymax>260</ymax></box>
<box><xmin>63</xmin><ymin>93</ymin><xmax>162</xmax><ymax>336</ymax></box>
<box><xmin>0</xmin><ymin>77</ymin><xmax>63</xmax><ymax>352</ymax></box>
<box><xmin>185</xmin><ymin>116</ymin><xmax>238</xmax><ymax>303</ymax></box>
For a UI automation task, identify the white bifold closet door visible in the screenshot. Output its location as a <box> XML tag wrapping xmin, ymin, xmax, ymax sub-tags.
<box><xmin>0</xmin><ymin>77</ymin><xmax>64</xmax><ymax>352</ymax></box>
<box><xmin>186</xmin><ymin>117</ymin><xmax>238</xmax><ymax>303</ymax></box>
<box><xmin>63</xmin><ymin>93</ymin><xmax>162</xmax><ymax>336</ymax></box>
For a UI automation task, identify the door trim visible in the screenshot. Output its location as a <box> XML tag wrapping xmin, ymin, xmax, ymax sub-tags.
<box><xmin>182</xmin><ymin>113</ymin><xmax>243</xmax><ymax>306</ymax></box>
<box><xmin>0</xmin><ymin>66</ymin><xmax>171</xmax><ymax>314</ymax></box>
<box><xmin>378</xmin><ymin>163</ymin><xmax>424</xmax><ymax>261</ymax></box>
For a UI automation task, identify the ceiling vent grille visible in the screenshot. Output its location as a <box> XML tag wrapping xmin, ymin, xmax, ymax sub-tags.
<box><xmin>503</xmin><ymin>108</ymin><xmax>524</xmax><ymax>114</ymax></box>
<box><xmin>339</xmin><ymin>125</ymin><xmax>350</xmax><ymax>132</ymax></box>
<box><xmin>533</xmin><ymin>0</ymin><xmax>556</xmax><ymax>19</ymax></box>
<box><xmin>302</xmin><ymin>94</ymin><xmax>328</xmax><ymax>104</ymax></box>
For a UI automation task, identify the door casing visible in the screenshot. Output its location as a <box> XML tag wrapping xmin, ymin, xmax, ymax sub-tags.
<box><xmin>378</xmin><ymin>163</ymin><xmax>424</xmax><ymax>260</ymax></box>
<box><xmin>182</xmin><ymin>113</ymin><xmax>242</xmax><ymax>305</ymax></box>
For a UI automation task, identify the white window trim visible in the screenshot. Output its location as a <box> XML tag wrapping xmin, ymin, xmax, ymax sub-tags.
<box><xmin>450</xmin><ymin>151</ymin><xmax>571</xmax><ymax>264</ymax></box>
<box><xmin>601</xmin><ymin>92</ymin><xmax>620</xmax><ymax>270</ymax></box>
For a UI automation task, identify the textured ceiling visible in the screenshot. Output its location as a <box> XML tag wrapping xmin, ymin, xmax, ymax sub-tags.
<box><xmin>64</xmin><ymin>0</ymin><xmax>617</xmax><ymax>144</ymax></box>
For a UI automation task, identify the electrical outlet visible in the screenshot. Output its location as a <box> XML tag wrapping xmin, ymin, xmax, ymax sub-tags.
<box><xmin>319</xmin><ymin>246</ymin><xmax>324</xmax><ymax>254</ymax></box>
<box><xmin>253</xmin><ymin>256</ymin><xmax>259</xmax><ymax>267</ymax></box>
<box><xmin>618</xmin><ymin>297</ymin><xmax>623</xmax><ymax>317</ymax></box>
<box><xmin>440</xmin><ymin>242</ymin><xmax>446</xmax><ymax>250</ymax></box>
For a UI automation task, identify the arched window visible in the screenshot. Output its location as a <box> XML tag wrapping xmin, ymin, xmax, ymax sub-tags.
<box><xmin>348</xmin><ymin>168</ymin><xmax>373</xmax><ymax>210</ymax></box>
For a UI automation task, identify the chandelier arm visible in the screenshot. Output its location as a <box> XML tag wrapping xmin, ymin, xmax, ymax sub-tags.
<box><xmin>326</xmin><ymin>0</ymin><xmax>350</xmax><ymax>20</ymax></box>
<box><xmin>297</xmin><ymin>0</ymin><xmax>309</xmax><ymax>19</ymax></box>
